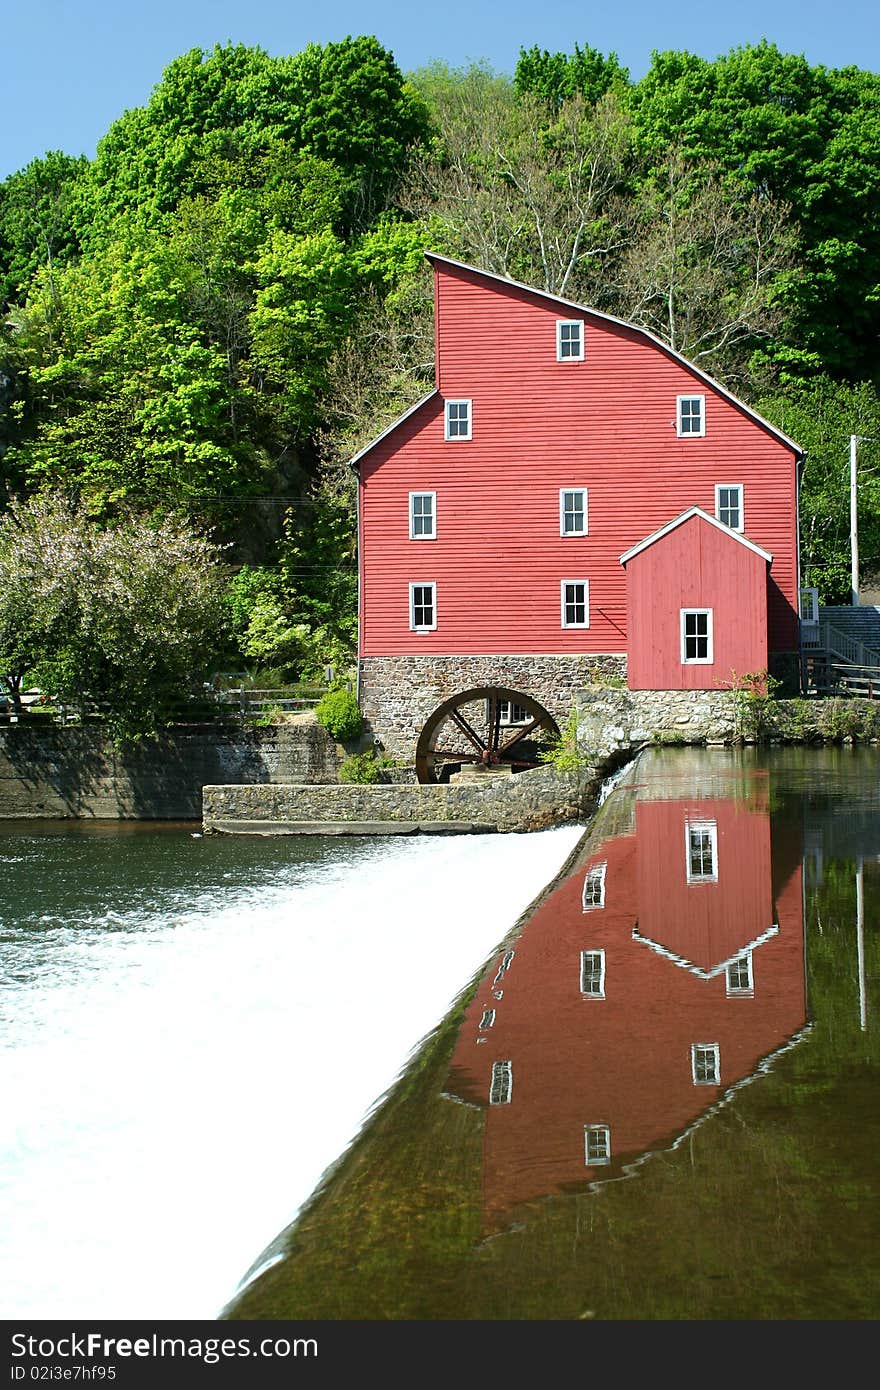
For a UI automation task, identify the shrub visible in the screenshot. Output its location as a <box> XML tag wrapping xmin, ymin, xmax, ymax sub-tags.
<box><xmin>315</xmin><ymin>685</ymin><xmax>363</xmax><ymax>741</ymax></box>
<box><xmin>538</xmin><ymin>708</ymin><xmax>584</xmax><ymax>772</ymax></box>
<box><xmin>338</xmin><ymin>749</ymin><xmax>381</xmax><ymax>783</ymax></box>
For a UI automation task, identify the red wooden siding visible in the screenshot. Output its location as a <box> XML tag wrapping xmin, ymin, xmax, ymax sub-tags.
<box><xmin>624</xmin><ymin>513</ymin><xmax>769</xmax><ymax>689</ymax></box>
<box><xmin>446</xmin><ymin>798</ymin><xmax>806</xmax><ymax>1222</ymax></box>
<box><xmin>358</xmin><ymin>259</ymin><xmax>800</xmax><ymax>661</ymax></box>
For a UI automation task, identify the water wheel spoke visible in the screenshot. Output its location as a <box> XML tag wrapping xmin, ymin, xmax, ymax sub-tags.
<box><xmin>431</xmin><ymin>749</ymin><xmax>481</xmax><ymax>762</ymax></box>
<box><xmin>448</xmin><ymin>707</ymin><xmax>488</xmax><ymax>755</ymax></box>
<box><xmin>498</xmin><ymin>717</ymin><xmax>544</xmax><ymax>755</ymax></box>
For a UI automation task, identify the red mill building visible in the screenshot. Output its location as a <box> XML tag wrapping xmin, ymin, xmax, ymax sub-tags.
<box><xmin>351</xmin><ymin>254</ymin><xmax>802</xmax><ymax>776</ymax></box>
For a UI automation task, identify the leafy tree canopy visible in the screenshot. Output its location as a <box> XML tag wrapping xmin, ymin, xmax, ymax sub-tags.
<box><xmin>0</xmin><ymin>495</ymin><xmax>226</xmax><ymax>739</ymax></box>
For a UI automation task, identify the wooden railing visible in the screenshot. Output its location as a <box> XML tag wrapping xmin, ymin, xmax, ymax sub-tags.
<box><xmin>803</xmin><ymin>656</ymin><xmax>880</xmax><ymax>700</ymax></box>
<box><xmin>802</xmin><ymin>620</ymin><xmax>880</xmax><ymax>671</ymax></box>
<box><xmin>0</xmin><ymin>686</ymin><xmax>330</xmax><ymax>727</ymax></box>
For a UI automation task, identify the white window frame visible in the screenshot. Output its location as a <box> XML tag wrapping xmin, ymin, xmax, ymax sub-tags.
<box><xmin>580</xmin><ymin>949</ymin><xmax>606</xmax><ymax>998</ymax></box>
<box><xmin>489</xmin><ymin>1060</ymin><xmax>513</xmax><ymax>1106</ymax></box>
<box><xmin>556</xmin><ymin>319</ymin><xmax>585</xmax><ymax>362</ymax></box>
<box><xmin>409</xmin><ymin>581</ymin><xmax>437</xmax><ymax>632</ymax></box>
<box><xmin>582</xmin><ymin>862</ymin><xmax>607</xmax><ymax>911</ymax></box>
<box><xmin>584</xmin><ymin>1124</ymin><xmax>611</xmax><ymax>1166</ymax></box>
<box><xmin>691</xmin><ymin>1043</ymin><xmax>720</xmax><ymax>1086</ymax></box>
<box><xmin>680</xmin><ymin>608</ymin><xmax>713</xmax><ymax>664</ymax></box>
<box><xmin>561</xmin><ymin>579</ymin><xmax>590</xmax><ymax>629</ymax></box>
<box><xmin>686</xmin><ymin>819</ymin><xmax>718</xmax><ymax>884</ymax></box>
<box><xmin>408</xmin><ymin>491</ymin><xmax>436</xmax><ymax>540</ymax></box>
<box><xmin>726</xmin><ymin>953</ymin><xmax>754</xmax><ymax>997</ymax></box>
<box><xmin>677</xmin><ymin>394</ymin><xmax>705</xmax><ymax>437</ymax></box>
<box><xmin>444</xmin><ymin>398</ymin><xmax>472</xmax><ymax>440</ymax></box>
<box><xmin>715</xmin><ymin>483</ymin><xmax>744</xmax><ymax>532</ymax></box>
<box><xmin>496</xmin><ymin>700</ymin><xmax>530</xmax><ymax>726</ymax></box>
<box><xmin>559</xmin><ymin>487</ymin><xmax>589</xmax><ymax>537</ymax></box>
<box><xmin>479</xmin><ymin>1009</ymin><xmax>496</xmax><ymax>1030</ymax></box>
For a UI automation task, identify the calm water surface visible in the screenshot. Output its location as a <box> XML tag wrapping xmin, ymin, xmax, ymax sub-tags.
<box><xmin>228</xmin><ymin>746</ymin><xmax>880</xmax><ymax>1322</ymax></box>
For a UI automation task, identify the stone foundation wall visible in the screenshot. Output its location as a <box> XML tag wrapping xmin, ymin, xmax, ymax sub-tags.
<box><xmin>358</xmin><ymin>651</ymin><xmax>801</xmax><ymax>761</ymax></box>
<box><xmin>0</xmin><ymin>720</ymin><xmax>339</xmax><ymax>819</ymax></box>
<box><xmin>358</xmin><ymin>653</ymin><xmax>627</xmax><ymax>759</ymax></box>
<box><xmin>203</xmin><ymin>765</ymin><xmax>598</xmax><ymax>835</ymax></box>
<box><xmin>576</xmin><ymin>688</ymin><xmax>738</xmax><ymax>758</ymax></box>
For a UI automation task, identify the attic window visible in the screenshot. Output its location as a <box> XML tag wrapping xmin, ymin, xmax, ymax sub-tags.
<box><xmin>557</xmin><ymin>320</ymin><xmax>585</xmax><ymax>361</ymax></box>
<box><xmin>677</xmin><ymin>394</ymin><xmax>705</xmax><ymax>436</ymax></box>
<box><xmin>445</xmin><ymin>399</ymin><xmax>472</xmax><ymax>439</ymax></box>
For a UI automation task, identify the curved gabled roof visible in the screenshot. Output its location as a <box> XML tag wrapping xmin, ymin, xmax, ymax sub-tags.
<box><xmin>426</xmin><ymin>252</ymin><xmax>803</xmax><ymax>458</ymax></box>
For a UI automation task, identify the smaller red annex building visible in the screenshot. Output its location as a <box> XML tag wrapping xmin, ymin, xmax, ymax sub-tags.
<box><xmin>352</xmin><ymin>254</ymin><xmax>803</xmax><ymax>764</ymax></box>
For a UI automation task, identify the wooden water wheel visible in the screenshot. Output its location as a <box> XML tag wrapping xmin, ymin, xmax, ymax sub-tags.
<box><xmin>415</xmin><ymin>687</ymin><xmax>558</xmax><ymax>784</ymax></box>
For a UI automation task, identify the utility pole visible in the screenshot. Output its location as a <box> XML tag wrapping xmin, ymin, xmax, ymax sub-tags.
<box><xmin>850</xmin><ymin>434</ymin><xmax>859</xmax><ymax>606</ymax></box>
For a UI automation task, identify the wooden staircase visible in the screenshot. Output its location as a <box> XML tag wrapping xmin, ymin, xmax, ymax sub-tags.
<box><xmin>802</xmin><ymin>606</ymin><xmax>880</xmax><ymax>697</ymax></box>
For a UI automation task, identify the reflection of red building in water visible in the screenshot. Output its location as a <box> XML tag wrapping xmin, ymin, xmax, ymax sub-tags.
<box><xmin>446</xmin><ymin>777</ymin><xmax>807</xmax><ymax>1222</ymax></box>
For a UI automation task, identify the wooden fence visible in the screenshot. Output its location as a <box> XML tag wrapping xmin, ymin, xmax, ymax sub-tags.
<box><xmin>0</xmin><ymin>685</ymin><xmax>331</xmax><ymax>728</ymax></box>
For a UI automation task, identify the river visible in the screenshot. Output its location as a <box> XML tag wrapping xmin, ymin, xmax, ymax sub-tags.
<box><xmin>0</xmin><ymin>820</ymin><xmax>583</xmax><ymax>1320</ymax></box>
<box><xmin>3</xmin><ymin>745</ymin><xmax>879</xmax><ymax>1322</ymax></box>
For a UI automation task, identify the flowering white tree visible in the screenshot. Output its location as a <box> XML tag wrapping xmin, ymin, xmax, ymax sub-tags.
<box><xmin>0</xmin><ymin>495</ymin><xmax>226</xmax><ymax>739</ymax></box>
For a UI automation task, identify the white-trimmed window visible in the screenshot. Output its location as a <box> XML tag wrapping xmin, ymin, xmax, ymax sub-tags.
<box><xmin>686</xmin><ymin>820</ymin><xmax>718</xmax><ymax>883</ymax></box>
<box><xmin>560</xmin><ymin>488</ymin><xmax>588</xmax><ymax>536</ymax></box>
<box><xmin>444</xmin><ymin>399</ymin><xmax>472</xmax><ymax>439</ymax></box>
<box><xmin>584</xmin><ymin>1124</ymin><xmax>611</xmax><ymax>1165</ymax></box>
<box><xmin>726</xmin><ymin>953</ymin><xmax>754</xmax><ymax>997</ymax></box>
<box><xmin>580</xmin><ymin>949</ymin><xmax>606</xmax><ymax>998</ymax></box>
<box><xmin>409</xmin><ymin>582</ymin><xmax>436</xmax><ymax>632</ymax></box>
<box><xmin>493</xmin><ymin>950</ymin><xmax>515</xmax><ymax>983</ymax></box>
<box><xmin>409</xmin><ymin>491</ymin><xmax>436</xmax><ymax>539</ymax></box>
<box><xmin>715</xmin><ymin>484</ymin><xmax>743</xmax><ymax>532</ymax></box>
<box><xmin>489</xmin><ymin>1060</ymin><xmax>513</xmax><ymax>1105</ymax></box>
<box><xmin>561</xmin><ymin>580</ymin><xmax>590</xmax><ymax>628</ymax></box>
<box><xmin>479</xmin><ymin>1009</ymin><xmax>496</xmax><ymax>1030</ymax></box>
<box><xmin>677</xmin><ymin>394</ymin><xmax>705</xmax><ymax>437</ymax></box>
<box><xmin>557</xmin><ymin>319</ymin><xmax>585</xmax><ymax>361</ymax></box>
<box><xmin>691</xmin><ymin>1043</ymin><xmax>720</xmax><ymax>1086</ymax></box>
<box><xmin>681</xmin><ymin>608</ymin><xmax>713</xmax><ymax>664</ymax></box>
<box><xmin>496</xmin><ymin>700</ymin><xmax>529</xmax><ymax>726</ymax></box>
<box><xmin>582</xmin><ymin>862</ymin><xmax>607</xmax><ymax>911</ymax></box>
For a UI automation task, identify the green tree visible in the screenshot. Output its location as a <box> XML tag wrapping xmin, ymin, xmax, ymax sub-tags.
<box><xmin>757</xmin><ymin>378</ymin><xmax>880</xmax><ymax>602</ymax></box>
<box><xmin>87</xmin><ymin>38</ymin><xmax>430</xmax><ymax>236</ymax></box>
<box><xmin>0</xmin><ymin>151</ymin><xmax>90</xmax><ymax>308</ymax></box>
<box><xmin>0</xmin><ymin>494</ymin><xmax>226</xmax><ymax>739</ymax></box>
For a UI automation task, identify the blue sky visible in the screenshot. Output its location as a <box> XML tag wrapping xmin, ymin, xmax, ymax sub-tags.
<box><xmin>2</xmin><ymin>0</ymin><xmax>878</xmax><ymax>180</ymax></box>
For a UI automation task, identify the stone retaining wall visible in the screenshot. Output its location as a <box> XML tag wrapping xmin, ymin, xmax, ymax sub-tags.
<box><xmin>0</xmin><ymin>720</ymin><xmax>339</xmax><ymax>819</ymax></box>
<box><xmin>203</xmin><ymin>765</ymin><xmax>598</xmax><ymax>835</ymax></box>
<box><xmin>358</xmin><ymin>653</ymin><xmax>627</xmax><ymax>759</ymax></box>
<box><xmin>576</xmin><ymin>688</ymin><xmax>738</xmax><ymax>757</ymax></box>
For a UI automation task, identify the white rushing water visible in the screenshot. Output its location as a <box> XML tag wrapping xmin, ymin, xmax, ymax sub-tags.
<box><xmin>0</xmin><ymin>825</ymin><xmax>582</xmax><ymax>1320</ymax></box>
